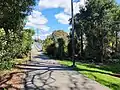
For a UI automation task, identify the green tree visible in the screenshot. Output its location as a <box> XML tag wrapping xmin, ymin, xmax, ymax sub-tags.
<box><xmin>0</xmin><ymin>0</ymin><xmax>36</xmax><ymax>69</ymax></box>
<box><xmin>43</xmin><ymin>30</ymin><xmax>68</xmax><ymax>59</ymax></box>
<box><xmin>18</xmin><ymin>29</ymin><xmax>35</xmax><ymax>57</ymax></box>
<box><xmin>71</xmin><ymin>0</ymin><xmax>120</xmax><ymax>63</ymax></box>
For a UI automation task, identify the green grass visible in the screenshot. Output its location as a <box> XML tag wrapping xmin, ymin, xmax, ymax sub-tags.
<box><xmin>59</xmin><ymin>60</ymin><xmax>120</xmax><ymax>90</ymax></box>
<box><xmin>0</xmin><ymin>56</ymin><xmax>29</xmax><ymax>76</ymax></box>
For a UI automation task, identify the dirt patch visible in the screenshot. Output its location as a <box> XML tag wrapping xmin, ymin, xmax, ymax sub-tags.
<box><xmin>0</xmin><ymin>69</ymin><xmax>25</xmax><ymax>90</ymax></box>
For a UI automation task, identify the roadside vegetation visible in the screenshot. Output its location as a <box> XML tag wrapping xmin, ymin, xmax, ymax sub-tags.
<box><xmin>0</xmin><ymin>1</ymin><xmax>36</xmax><ymax>71</ymax></box>
<box><xmin>42</xmin><ymin>30</ymin><xmax>68</xmax><ymax>59</ymax></box>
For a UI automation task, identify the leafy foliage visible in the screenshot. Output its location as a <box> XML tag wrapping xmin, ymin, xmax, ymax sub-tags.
<box><xmin>42</xmin><ymin>30</ymin><xmax>68</xmax><ymax>59</ymax></box>
<box><xmin>0</xmin><ymin>28</ymin><xmax>35</xmax><ymax>70</ymax></box>
<box><xmin>0</xmin><ymin>0</ymin><xmax>36</xmax><ymax>70</ymax></box>
<box><xmin>17</xmin><ymin>29</ymin><xmax>35</xmax><ymax>58</ymax></box>
<box><xmin>69</xmin><ymin>0</ymin><xmax>120</xmax><ymax>63</ymax></box>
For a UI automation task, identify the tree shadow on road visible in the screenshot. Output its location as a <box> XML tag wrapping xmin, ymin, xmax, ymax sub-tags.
<box><xmin>15</xmin><ymin>60</ymin><xmax>73</xmax><ymax>90</ymax></box>
<box><xmin>33</xmin><ymin>54</ymin><xmax>49</xmax><ymax>60</ymax></box>
<box><xmin>0</xmin><ymin>71</ymin><xmax>25</xmax><ymax>90</ymax></box>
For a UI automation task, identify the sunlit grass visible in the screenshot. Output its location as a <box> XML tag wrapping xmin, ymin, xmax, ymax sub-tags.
<box><xmin>13</xmin><ymin>56</ymin><xmax>29</xmax><ymax>64</ymax></box>
<box><xmin>59</xmin><ymin>60</ymin><xmax>120</xmax><ymax>90</ymax></box>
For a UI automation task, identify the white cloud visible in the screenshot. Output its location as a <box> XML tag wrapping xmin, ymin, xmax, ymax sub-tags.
<box><xmin>39</xmin><ymin>0</ymin><xmax>86</xmax><ymax>24</ymax></box>
<box><xmin>39</xmin><ymin>0</ymin><xmax>86</xmax><ymax>15</ymax></box>
<box><xmin>55</xmin><ymin>12</ymin><xmax>70</xmax><ymax>24</ymax></box>
<box><xmin>40</xmin><ymin>33</ymin><xmax>51</xmax><ymax>37</ymax></box>
<box><xmin>25</xmin><ymin>10</ymin><xmax>50</xmax><ymax>31</ymax></box>
<box><xmin>39</xmin><ymin>0</ymin><xmax>70</xmax><ymax>10</ymax></box>
<box><xmin>33</xmin><ymin>32</ymin><xmax>52</xmax><ymax>40</ymax></box>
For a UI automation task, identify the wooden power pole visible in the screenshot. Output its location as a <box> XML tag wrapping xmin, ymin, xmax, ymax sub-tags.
<box><xmin>71</xmin><ymin>0</ymin><xmax>75</xmax><ymax>67</ymax></box>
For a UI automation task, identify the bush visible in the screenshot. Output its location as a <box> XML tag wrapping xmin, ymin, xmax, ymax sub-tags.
<box><xmin>0</xmin><ymin>61</ymin><xmax>15</xmax><ymax>70</ymax></box>
<box><xmin>0</xmin><ymin>28</ymin><xmax>34</xmax><ymax>70</ymax></box>
<box><xmin>46</xmin><ymin>43</ymin><xmax>56</xmax><ymax>56</ymax></box>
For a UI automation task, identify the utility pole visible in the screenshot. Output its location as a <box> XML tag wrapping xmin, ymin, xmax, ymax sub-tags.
<box><xmin>71</xmin><ymin>0</ymin><xmax>75</xmax><ymax>67</ymax></box>
<box><xmin>37</xmin><ymin>29</ymin><xmax>39</xmax><ymax>41</ymax></box>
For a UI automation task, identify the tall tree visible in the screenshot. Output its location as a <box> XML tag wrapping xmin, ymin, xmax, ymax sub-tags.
<box><xmin>71</xmin><ymin>0</ymin><xmax>120</xmax><ymax>62</ymax></box>
<box><xmin>43</xmin><ymin>30</ymin><xmax>68</xmax><ymax>59</ymax></box>
<box><xmin>0</xmin><ymin>0</ymin><xmax>36</xmax><ymax>62</ymax></box>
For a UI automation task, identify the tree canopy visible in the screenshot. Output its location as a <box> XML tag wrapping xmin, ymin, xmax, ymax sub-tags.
<box><xmin>70</xmin><ymin>0</ymin><xmax>120</xmax><ymax>63</ymax></box>
<box><xmin>0</xmin><ymin>0</ymin><xmax>36</xmax><ymax>70</ymax></box>
<box><xmin>42</xmin><ymin>30</ymin><xmax>68</xmax><ymax>59</ymax></box>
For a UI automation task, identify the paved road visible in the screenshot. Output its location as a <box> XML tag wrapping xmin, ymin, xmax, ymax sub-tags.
<box><xmin>20</xmin><ymin>43</ymin><xmax>110</xmax><ymax>90</ymax></box>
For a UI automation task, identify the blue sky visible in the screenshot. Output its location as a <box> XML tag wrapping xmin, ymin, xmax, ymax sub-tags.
<box><xmin>117</xmin><ymin>0</ymin><xmax>120</xmax><ymax>3</ymax></box>
<box><xmin>25</xmin><ymin>0</ymin><xmax>120</xmax><ymax>40</ymax></box>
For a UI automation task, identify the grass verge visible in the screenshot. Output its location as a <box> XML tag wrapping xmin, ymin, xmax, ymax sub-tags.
<box><xmin>0</xmin><ymin>56</ymin><xmax>29</xmax><ymax>76</ymax></box>
<box><xmin>59</xmin><ymin>60</ymin><xmax>120</xmax><ymax>90</ymax></box>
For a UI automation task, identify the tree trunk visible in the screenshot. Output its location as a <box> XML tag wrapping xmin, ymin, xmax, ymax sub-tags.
<box><xmin>115</xmin><ymin>30</ymin><xmax>118</xmax><ymax>52</ymax></box>
<box><xmin>101</xmin><ymin>37</ymin><xmax>104</xmax><ymax>63</ymax></box>
<box><xmin>4</xmin><ymin>28</ymin><xmax>9</xmax><ymax>48</ymax></box>
<box><xmin>80</xmin><ymin>29</ymin><xmax>84</xmax><ymax>58</ymax></box>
